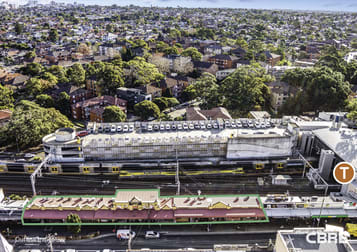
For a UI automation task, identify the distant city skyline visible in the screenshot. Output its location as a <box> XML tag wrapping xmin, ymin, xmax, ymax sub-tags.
<box><xmin>3</xmin><ymin>0</ymin><xmax>357</xmax><ymax>12</ymax></box>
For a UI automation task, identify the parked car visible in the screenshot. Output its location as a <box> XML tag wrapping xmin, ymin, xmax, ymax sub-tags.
<box><xmin>129</xmin><ymin>125</ymin><xmax>134</xmax><ymax>132</ymax></box>
<box><xmin>123</xmin><ymin>125</ymin><xmax>129</xmax><ymax>132</ymax></box>
<box><xmin>76</xmin><ymin>131</ymin><xmax>88</xmax><ymax>137</ymax></box>
<box><xmin>117</xmin><ymin>125</ymin><xmax>122</xmax><ymax>132</ymax></box>
<box><xmin>145</xmin><ymin>231</ymin><xmax>160</xmax><ymax>239</ymax></box>
<box><xmin>116</xmin><ymin>230</ymin><xmax>136</xmax><ymax>240</ymax></box>
<box><xmin>24</xmin><ymin>153</ymin><xmax>35</xmax><ymax>158</ymax></box>
<box><xmin>111</xmin><ymin>125</ymin><xmax>116</xmax><ymax>133</ymax></box>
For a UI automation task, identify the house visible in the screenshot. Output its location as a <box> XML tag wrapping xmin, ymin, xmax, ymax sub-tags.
<box><xmin>267</xmin><ymin>81</ymin><xmax>299</xmax><ymax>110</ymax></box>
<box><xmin>260</xmin><ymin>51</ymin><xmax>281</xmax><ymax>67</ymax></box>
<box><xmin>0</xmin><ymin>109</ymin><xmax>12</xmax><ymax>126</ymax></box>
<box><xmin>249</xmin><ymin>111</ymin><xmax>271</xmax><ymax>120</ymax></box>
<box><xmin>72</xmin><ymin>96</ymin><xmax>127</xmax><ymax>121</ymax></box>
<box><xmin>208</xmin><ymin>54</ymin><xmax>238</xmax><ymax>69</ymax></box>
<box><xmin>0</xmin><ymin>70</ymin><xmax>30</xmax><ymax>89</ymax></box>
<box><xmin>117</xmin><ymin>87</ymin><xmax>152</xmax><ymax>105</ymax></box>
<box><xmin>203</xmin><ymin>44</ymin><xmax>222</xmax><ymax>55</ymax></box>
<box><xmin>50</xmin><ymin>83</ymin><xmax>92</xmax><ymax>104</ymax></box>
<box><xmin>186</xmin><ymin>107</ymin><xmax>232</xmax><ymax>121</ymax></box>
<box><xmin>86</xmin><ymin>77</ymin><xmax>101</xmax><ymax>96</ymax></box>
<box><xmin>193</xmin><ymin>61</ymin><xmax>219</xmax><ymax>75</ymax></box>
<box><xmin>159</xmin><ymin>75</ymin><xmax>193</xmax><ymax>98</ymax></box>
<box><xmin>231</xmin><ymin>47</ymin><xmax>247</xmax><ymax>59</ymax></box>
<box><xmin>216</xmin><ymin>68</ymin><xmax>236</xmax><ymax>80</ymax></box>
<box><xmin>138</xmin><ymin>84</ymin><xmax>162</xmax><ymax>99</ymax></box>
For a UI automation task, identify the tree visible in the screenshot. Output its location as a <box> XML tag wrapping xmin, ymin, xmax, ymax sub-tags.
<box><xmin>66</xmin><ymin>213</ymin><xmax>81</xmax><ymax>234</ymax></box>
<box><xmin>1</xmin><ymin>100</ymin><xmax>73</xmax><ymax>148</ymax></box>
<box><xmin>48</xmin><ymin>28</ymin><xmax>59</xmax><ymax>42</ymax></box>
<box><xmin>220</xmin><ymin>66</ymin><xmax>273</xmax><ymax>115</ymax></box>
<box><xmin>24</xmin><ymin>50</ymin><xmax>36</xmax><ymax>60</ymax></box>
<box><xmin>153</xmin><ymin>97</ymin><xmax>169</xmax><ymax>111</ymax></box>
<box><xmin>181</xmin><ymin>47</ymin><xmax>202</xmax><ymax>61</ymax></box>
<box><xmin>173</xmin><ymin>57</ymin><xmax>193</xmax><ymax>74</ymax></box>
<box><xmin>180</xmin><ymin>85</ymin><xmax>197</xmax><ymax>102</ymax></box>
<box><xmin>134</xmin><ymin>100</ymin><xmax>160</xmax><ymax>120</ymax></box>
<box><xmin>35</xmin><ymin>94</ymin><xmax>55</xmax><ymax>108</ymax></box>
<box><xmin>14</xmin><ymin>22</ymin><xmax>24</xmax><ymax>35</ymax></box>
<box><xmin>163</xmin><ymin>46</ymin><xmax>179</xmax><ymax>56</ymax></box>
<box><xmin>124</xmin><ymin>57</ymin><xmax>164</xmax><ymax>87</ymax></box>
<box><xmin>55</xmin><ymin>92</ymin><xmax>71</xmax><ymax>117</ymax></box>
<box><xmin>20</xmin><ymin>63</ymin><xmax>44</xmax><ymax>76</ymax></box>
<box><xmin>149</xmin><ymin>55</ymin><xmax>170</xmax><ymax>73</ymax></box>
<box><xmin>77</xmin><ymin>43</ymin><xmax>91</xmax><ymax>55</ymax></box>
<box><xmin>47</xmin><ymin>65</ymin><xmax>68</xmax><ymax>83</ymax></box>
<box><xmin>102</xmin><ymin>106</ymin><xmax>126</xmax><ymax>122</ymax></box>
<box><xmin>194</xmin><ymin>73</ymin><xmax>221</xmax><ymax>109</ymax></box>
<box><xmin>25</xmin><ymin>78</ymin><xmax>56</xmax><ymax>96</ymax></box>
<box><xmin>0</xmin><ymin>84</ymin><xmax>14</xmax><ymax>110</ymax></box>
<box><xmin>67</xmin><ymin>63</ymin><xmax>85</xmax><ymax>86</ymax></box>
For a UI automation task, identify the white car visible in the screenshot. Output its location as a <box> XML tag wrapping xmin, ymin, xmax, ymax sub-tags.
<box><xmin>166</xmin><ymin>124</ymin><xmax>170</xmax><ymax>130</ymax></box>
<box><xmin>129</xmin><ymin>125</ymin><xmax>134</xmax><ymax>132</ymax></box>
<box><xmin>145</xmin><ymin>231</ymin><xmax>160</xmax><ymax>239</ymax></box>
<box><xmin>160</xmin><ymin>124</ymin><xmax>165</xmax><ymax>131</ymax></box>
<box><xmin>117</xmin><ymin>125</ymin><xmax>122</xmax><ymax>132</ymax></box>
<box><xmin>123</xmin><ymin>125</ymin><xmax>129</xmax><ymax>132</ymax></box>
<box><xmin>24</xmin><ymin>153</ymin><xmax>35</xmax><ymax>158</ymax></box>
<box><xmin>177</xmin><ymin>124</ymin><xmax>183</xmax><ymax>130</ymax></box>
<box><xmin>111</xmin><ymin>125</ymin><xmax>116</xmax><ymax>133</ymax></box>
<box><xmin>116</xmin><ymin>230</ymin><xmax>136</xmax><ymax>240</ymax></box>
<box><xmin>189</xmin><ymin>124</ymin><xmax>194</xmax><ymax>130</ymax></box>
<box><xmin>147</xmin><ymin>125</ymin><xmax>153</xmax><ymax>131</ymax></box>
<box><xmin>183</xmin><ymin>123</ymin><xmax>188</xmax><ymax>130</ymax></box>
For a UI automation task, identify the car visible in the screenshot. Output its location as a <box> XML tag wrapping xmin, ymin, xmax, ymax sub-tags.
<box><xmin>160</xmin><ymin>124</ymin><xmax>165</xmax><ymax>131</ymax></box>
<box><xmin>260</xmin><ymin>122</ymin><xmax>266</xmax><ymax>128</ymax></box>
<box><xmin>177</xmin><ymin>124</ymin><xmax>183</xmax><ymax>130</ymax></box>
<box><xmin>225</xmin><ymin>121</ymin><xmax>231</xmax><ymax>128</ymax></box>
<box><xmin>189</xmin><ymin>124</ymin><xmax>194</xmax><ymax>130</ymax></box>
<box><xmin>171</xmin><ymin>124</ymin><xmax>177</xmax><ymax>130</ymax></box>
<box><xmin>206</xmin><ymin>123</ymin><xmax>212</xmax><ymax>129</ymax></box>
<box><xmin>200</xmin><ymin>123</ymin><xmax>205</xmax><ymax>129</ymax></box>
<box><xmin>105</xmin><ymin>126</ymin><xmax>110</xmax><ymax>132</ymax></box>
<box><xmin>147</xmin><ymin>125</ymin><xmax>153</xmax><ymax>131</ymax></box>
<box><xmin>123</xmin><ymin>125</ymin><xmax>129</xmax><ymax>132</ymax></box>
<box><xmin>111</xmin><ymin>125</ymin><xmax>116</xmax><ymax>133</ymax></box>
<box><xmin>236</xmin><ymin>121</ymin><xmax>242</xmax><ymax>128</ymax></box>
<box><xmin>213</xmin><ymin>123</ymin><xmax>218</xmax><ymax>129</ymax></box>
<box><xmin>98</xmin><ymin>126</ymin><xmax>103</xmax><ymax>132</ymax></box>
<box><xmin>24</xmin><ymin>153</ymin><xmax>35</xmax><ymax>158</ymax></box>
<box><xmin>231</xmin><ymin>122</ymin><xmax>236</xmax><ymax>128</ymax></box>
<box><xmin>248</xmin><ymin>121</ymin><xmax>254</xmax><ymax>128</ymax></box>
<box><xmin>116</xmin><ymin>230</ymin><xmax>136</xmax><ymax>240</ymax></box>
<box><xmin>145</xmin><ymin>231</ymin><xmax>160</xmax><ymax>239</ymax></box>
<box><xmin>255</xmin><ymin>122</ymin><xmax>261</xmax><ymax>129</ymax></box>
<box><xmin>194</xmin><ymin>123</ymin><xmax>200</xmax><ymax>129</ymax></box>
<box><xmin>129</xmin><ymin>125</ymin><xmax>134</xmax><ymax>132</ymax></box>
<box><xmin>117</xmin><ymin>125</ymin><xmax>122</xmax><ymax>132</ymax></box>
<box><xmin>166</xmin><ymin>124</ymin><xmax>170</xmax><ymax>130</ymax></box>
<box><xmin>76</xmin><ymin>131</ymin><xmax>89</xmax><ymax>137</ymax></box>
<box><xmin>266</xmin><ymin>122</ymin><xmax>271</xmax><ymax>128</ymax></box>
<box><xmin>154</xmin><ymin>125</ymin><xmax>159</xmax><ymax>131</ymax></box>
<box><xmin>183</xmin><ymin>123</ymin><xmax>188</xmax><ymax>130</ymax></box>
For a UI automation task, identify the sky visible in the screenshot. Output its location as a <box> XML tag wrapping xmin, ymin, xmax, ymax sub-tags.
<box><xmin>3</xmin><ymin>0</ymin><xmax>357</xmax><ymax>12</ymax></box>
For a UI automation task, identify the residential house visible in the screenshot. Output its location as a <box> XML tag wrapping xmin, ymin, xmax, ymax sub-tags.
<box><xmin>117</xmin><ymin>87</ymin><xmax>152</xmax><ymax>105</ymax></box>
<box><xmin>260</xmin><ymin>51</ymin><xmax>281</xmax><ymax>67</ymax></box>
<box><xmin>231</xmin><ymin>47</ymin><xmax>247</xmax><ymax>59</ymax></box>
<box><xmin>72</xmin><ymin>95</ymin><xmax>127</xmax><ymax>121</ymax></box>
<box><xmin>203</xmin><ymin>44</ymin><xmax>222</xmax><ymax>55</ymax></box>
<box><xmin>49</xmin><ymin>83</ymin><xmax>92</xmax><ymax>104</ymax></box>
<box><xmin>216</xmin><ymin>68</ymin><xmax>236</xmax><ymax>81</ymax></box>
<box><xmin>0</xmin><ymin>70</ymin><xmax>30</xmax><ymax>89</ymax></box>
<box><xmin>208</xmin><ymin>54</ymin><xmax>238</xmax><ymax>69</ymax></box>
<box><xmin>86</xmin><ymin>77</ymin><xmax>101</xmax><ymax>96</ymax></box>
<box><xmin>193</xmin><ymin>61</ymin><xmax>219</xmax><ymax>75</ymax></box>
<box><xmin>267</xmin><ymin>81</ymin><xmax>298</xmax><ymax>110</ymax></box>
<box><xmin>186</xmin><ymin>107</ymin><xmax>232</xmax><ymax>121</ymax></box>
<box><xmin>0</xmin><ymin>109</ymin><xmax>12</xmax><ymax>126</ymax></box>
<box><xmin>159</xmin><ymin>75</ymin><xmax>194</xmax><ymax>98</ymax></box>
<box><xmin>138</xmin><ymin>84</ymin><xmax>162</xmax><ymax>99</ymax></box>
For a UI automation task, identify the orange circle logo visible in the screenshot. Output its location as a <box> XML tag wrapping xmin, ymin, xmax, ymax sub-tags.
<box><xmin>333</xmin><ymin>162</ymin><xmax>355</xmax><ymax>185</ymax></box>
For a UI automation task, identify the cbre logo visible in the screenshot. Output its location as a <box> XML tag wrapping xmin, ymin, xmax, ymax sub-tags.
<box><xmin>333</xmin><ymin>162</ymin><xmax>355</xmax><ymax>185</ymax></box>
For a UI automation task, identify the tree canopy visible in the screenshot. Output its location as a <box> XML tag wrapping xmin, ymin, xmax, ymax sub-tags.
<box><xmin>102</xmin><ymin>106</ymin><xmax>126</xmax><ymax>122</ymax></box>
<box><xmin>134</xmin><ymin>100</ymin><xmax>160</xmax><ymax>120</ymax></box>
<box><xmin>0</xmin><ymin>84</ymin><xmax>14</xmax><ymax>110</ymax></box>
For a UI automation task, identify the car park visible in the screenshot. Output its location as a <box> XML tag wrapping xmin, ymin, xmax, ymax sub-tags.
<box><xmin>145</xmin><ymin>231</ymin><xmax>160</xmax><ymax>239</ymax></box>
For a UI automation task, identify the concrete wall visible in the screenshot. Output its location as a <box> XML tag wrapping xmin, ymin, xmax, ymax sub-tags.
<box><xmin>226</xmin><ymin>135</ymin><xmax>293</xmax><ymax>159</ymax></box>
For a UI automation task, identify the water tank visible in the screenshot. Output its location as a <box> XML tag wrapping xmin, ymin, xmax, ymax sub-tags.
<box><xmin>55</xmin><ymin>128</ymin><xmax>75</xmax><ymax>142</ymax></box>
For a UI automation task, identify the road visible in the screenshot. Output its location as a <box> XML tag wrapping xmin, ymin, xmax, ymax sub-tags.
<box><xmin>13</xmin><ymin>232</ymin><xmax>275</xmax><ymax>250</ymax></box>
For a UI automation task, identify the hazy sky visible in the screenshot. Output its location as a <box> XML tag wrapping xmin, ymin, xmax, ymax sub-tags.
<box><xmin>4</xmin><ymin>0</ymin><xmax>357</xmax><ymax>12</ymax></box>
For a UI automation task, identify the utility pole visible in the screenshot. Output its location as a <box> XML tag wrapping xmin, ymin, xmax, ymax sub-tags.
<box><xmin>30</xmin><ymin>155</ymin><xmax>51</xmax><ymax>196</ymax></box>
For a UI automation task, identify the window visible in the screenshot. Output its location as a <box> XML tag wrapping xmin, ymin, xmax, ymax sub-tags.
<box><xmin>255</xmin><ymin>163</ymin><xmax>264</xmax><ymax>170</ymax></box>
<box><xmin>28</xmin><ymin>167</ymin><xmax>35</xmax><ymax>173</ymax></box>
<box><xmin>83</xmin><ymin>167</ymin><xmax>90</xmax><ymax>173</ymax></box>
<box><xmin>112</xmin><ymin>167</ymin><xmax>120</xmax><ymax>173</ymax></box>
<box><xmin>51</xmin><ymin>167</ymin><xmax>58</xmax><ymax>173</ymax></box>
<box><xmin>277</xmin><ymin>163</ymin><xmax>284</xmax><ymax>169</ymax></box>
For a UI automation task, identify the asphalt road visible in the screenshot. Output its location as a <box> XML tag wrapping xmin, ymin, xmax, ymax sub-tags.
<box><xmin>14</xmin><ymin>232</ymin><xmax>275</xmax><ymax>250</ymax></box>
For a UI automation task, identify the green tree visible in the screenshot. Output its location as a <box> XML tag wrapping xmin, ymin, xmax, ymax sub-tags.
<box><xmin>163</xmin><ymin>46</ymin><xmax>179</xmax><ymax>56</ymax></box>
<box><xmin>181</xmin><ymin>47</ymin><xmax>202</xmax><ymax>61</ymax></box>
<box><xmin>48</xmin><ymin>28</ymin><xmax>59</xmax><ymax>42</ymax></box>
<box><xmin>25</xmin><ymin>78</ymin><xmax>56</xmax><ymax>96</ymax></box>
<box><xmin>24</xmin><ymin>50</ymin><xmax>36</xmax><ymax>60</ymax></box>
<box><xmin>67</xmin><ymin>63</ymin><xmax>85</xmax><ymax>86</ymax></box>
<box><xmin>14</xmin><ymin>22</ymin><xmax>24</xmax><ymax>34</ymax></box>
<box><xmin>220</xmin><ymin>66</ymin><xmax>273</xmax><ymax>115</ymax></box>
<box><xmin>166</xmin><ymin>97</ymin><xmax>179</xmax><ymax>107</ymax></box>
<box><xmin>1</xmin><ymin>100</ymin><xmax>73</xmax><ymax>148</ymax></box>
<box><xmin>66</xmin><ymin>213</ymin><xmax>81</xmax><ymax>234</ymax></box>
<box><xmin>35</xmin><ymin>94</ymin><xmax>55</xmax><ymax>108</ymax></box>
<box><xmin>20</xmin><ymin>63</ymin><xmax>44</xmax><ymax>76</ymax></box>
<box><xmin>180</xmin><ymin>85</ymin><xmax>198</xmax><ymax>102</ymax></box>
<box><xmin>194</xmin><ymin>73</ymin><xmax>221</xmax><ymax>109</ymax></box>
<box><xmin>134</xmin><ymin>100</ymin><xmax>160</xmax><ymax>120</ymax></box>
<box><xmin>125</xmin><ymin>57</ymin><xmax>164</xmax><ymax>87</ymax></box>
<box><xmin>47</xmin><ymin>65</ymin><xmax>68</xmax><ymax>83</ymax></box>
<box><xmin>153</xmin><ymin>97</ymin><xmax>169</xmax><ymax>111</ymax></box>
<box><xmin>55</xmin><ymin>92</ymin><xmax>71</xmax><ymax>117</ymax></box>
<box><xmin>0</xmin><ymin>84</ymin><xmax>14</xmax><ymax>110</ymax></box>
<box><xmin>102</xmin><ymin>106</ymin><xmax>126</xmax><ymax>122</ymax></box>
